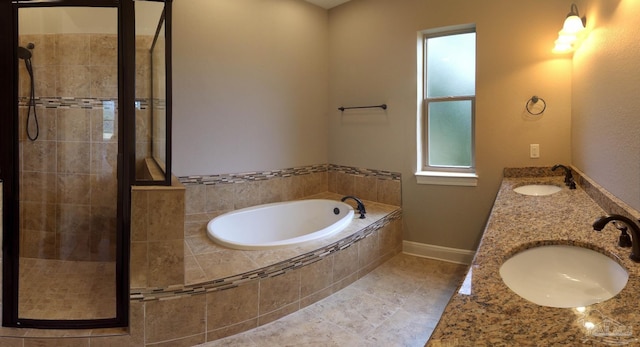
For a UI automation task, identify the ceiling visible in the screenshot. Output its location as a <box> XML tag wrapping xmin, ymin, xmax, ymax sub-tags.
<box><xmin>303</xmin><ymin>0</ymin><xmax>351</xmax><ymax>9</ymax></box>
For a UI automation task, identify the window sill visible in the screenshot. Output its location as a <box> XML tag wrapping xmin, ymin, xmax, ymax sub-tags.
<box><xmin>415</xmin><ymin>171</ymin><xmax>478</xmax><ymax>187</ymax></box>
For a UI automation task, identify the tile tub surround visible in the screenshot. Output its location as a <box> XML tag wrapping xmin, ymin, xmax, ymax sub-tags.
<box><xmin>183</xmin><ymin>192</ymin><xmax>401</xmax><ymax>284</ymax></box>
<box><xmin>428</xmin><ymin>169</ymin><xmax>640</xmax><ymax>346</ymax></box>
<box><xmin>178</xmin><ymin>163</ymin><xmax>401</xmax><ymax>286</ymax></box>
<box><xmin>128</xmin><ymin>163</ymin><xmax>401</xmax><ymax>344</ymax></box>
<box><xmin>135</xmin><ymin>194</ymin><xmax>403</xmax><ymax>345</ymax></box>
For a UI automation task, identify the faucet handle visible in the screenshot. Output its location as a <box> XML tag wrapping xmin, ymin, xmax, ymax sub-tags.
<box><xmin>614</xmin><ymin>222</ymin><xmax>633</xmax><ymax>247</ymax></box>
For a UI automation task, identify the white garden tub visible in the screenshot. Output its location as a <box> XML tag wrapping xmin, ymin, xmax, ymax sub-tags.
<box><xmin>207</xmin><ymin>199</ymin><xmax>355</xmax><ymax>250</ymax></box>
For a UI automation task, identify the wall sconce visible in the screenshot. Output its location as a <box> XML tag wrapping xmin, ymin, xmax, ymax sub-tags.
<box><xmin>553</xmin><ymin>3</ymin><xmax>587</xmax><ymax>54</ymax></box>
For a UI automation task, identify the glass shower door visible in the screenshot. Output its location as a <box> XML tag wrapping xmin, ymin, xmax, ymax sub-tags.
<box><xmin>16</xmin><ymin>5</ymin><xmax>120</xmax><ymax>322</ymax></box>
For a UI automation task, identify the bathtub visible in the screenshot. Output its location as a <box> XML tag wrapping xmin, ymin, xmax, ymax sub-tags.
<box><xmin>207</xmin><ymin>199</ymin><xmax>355</xmax><ymax>250</ymax></box>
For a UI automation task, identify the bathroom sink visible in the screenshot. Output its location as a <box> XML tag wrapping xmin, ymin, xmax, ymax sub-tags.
<box><xmin>513</xmin><ymin>184</ymin><xmax>562</xmax><ymax>196</ymax></box>
<box><xmin>499</xmin><ymin>245</ymin><xmax>628</xmax><ymax>308</ymax></box>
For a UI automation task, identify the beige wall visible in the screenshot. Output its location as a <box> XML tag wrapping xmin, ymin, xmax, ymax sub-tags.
<box><xmin>328</xmin><ymin>0</ymin><xmax>573</xmax><ymax>250</ymax></box>
<box><xmin>572</xmin><ymin>0</ymin><xmax>640</xmax><ymax>211</ymax></box>
<box><xmin>172</xmin><ymin>0</ymin><xmax>330</xmax><ymax>176</ymax></box>
<box><xmin>172</xmin><ymin>0</ymin><xmax>640</xmax><ymax>252</ymax></box>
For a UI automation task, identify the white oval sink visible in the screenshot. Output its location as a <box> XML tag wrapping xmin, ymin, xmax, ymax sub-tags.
<box><xmin>500</xmin><ymin>245</ymin><xmax>628</xmax><ymax>308</ymax></box>
<box><xmin>513</xmin><ymin>184</ymin><xmax>562</xmax><ymax>196</ymax></box>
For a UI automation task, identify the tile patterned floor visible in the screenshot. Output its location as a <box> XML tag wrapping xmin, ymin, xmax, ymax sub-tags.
<box><xmin>18</xmin><ymin>258</ymin><xmax>116</xmax><ymax>320</ymax></box>
<box><xmin>196</xmin><ymin>253</ymin><xmax>467</xmax><ymax>347</ymax></box>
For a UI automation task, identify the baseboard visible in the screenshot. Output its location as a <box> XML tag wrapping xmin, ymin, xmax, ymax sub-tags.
<box><xmin>403</xmin><ymin>241</ymin><xmax>475</xmax><ymax>265</ymax></box>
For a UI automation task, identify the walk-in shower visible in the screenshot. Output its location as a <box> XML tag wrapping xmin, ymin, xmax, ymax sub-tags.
<box><xmin>1</xmin><ymin>0</ymin><xmax>172</xmax><ymax>331</ymax></box>
<box><xmin>6</xmin><ymin>3</ymin><xmax>127</xmax><ymax>329</ymax></box>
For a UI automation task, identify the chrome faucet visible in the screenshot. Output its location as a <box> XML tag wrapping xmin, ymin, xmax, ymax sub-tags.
<box><xmin>552</xmin><ymin>164</ymin><xmax>576</xmax><ymax>189</ymax></box>
<box><xmin>593</xmin><ymin>214</ymin><xmax>640</xmax><ymax>262</ymax></box>
<box><xmin>341</xmin><ymin>196</ymin><xmax>366</xmax><ymax>219</ymax></box>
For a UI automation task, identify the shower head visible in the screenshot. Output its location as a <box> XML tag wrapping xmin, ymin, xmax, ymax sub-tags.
<box><xmin>18</xmin><ymin>46</ymin><xmax>32</xmax><ymax>60</ymax></box>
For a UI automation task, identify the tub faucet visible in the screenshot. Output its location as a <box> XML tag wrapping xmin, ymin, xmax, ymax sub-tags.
<box><xmin>552</xmin><ymin>164</ymin><xmax>576</xmax><ymax>189</ymax></box>
<box><xmin>593</xmin><ymin>214</ymin><xmax>640</xmax><ymax>262</ymax></box>
<box><xmin>341</xmin><ymin>196</ymin><xmax>366</xmax><ymax>219</ymax></box>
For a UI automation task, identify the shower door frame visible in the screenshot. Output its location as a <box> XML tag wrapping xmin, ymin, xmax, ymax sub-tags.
<box><xmin>0</xmin><ymin>0</ymin><xmax>134</xmax><ymax>329</ymax></box>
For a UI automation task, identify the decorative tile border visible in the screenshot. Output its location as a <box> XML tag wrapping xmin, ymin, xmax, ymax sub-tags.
<box><xmin>178</xmin><ymin>164</ymin><xmax>401</xmax><ymax>186</ymax></box>
<box><xmin>18</xmin><ymin>96</ymin><xmax>149</xmax><ymax>110</ymax></box>
<box><xmin>130</xmin><ymin>209</ymin><xmax>401</xmax><ymax>302</ymax></box>
<box><xmin>329</xmin><ymin>164</ymin><xmax>401</xmax><ymax>180</ymax></box>
<box><xmin>179</xmin><ymin>164</ymin><xmax>328</xmax><ymax>185</ymax></box>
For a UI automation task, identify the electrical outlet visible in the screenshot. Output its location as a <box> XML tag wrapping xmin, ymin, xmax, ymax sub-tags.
<box><xmin>530</xmin><ymin>144</ymin><xmax>540</xmax><ymax>158</ymax></box>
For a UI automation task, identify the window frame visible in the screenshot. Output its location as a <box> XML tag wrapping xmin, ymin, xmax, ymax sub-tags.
<box><xmin>416</xmin><ymin>25</ymin><xmax>477</xmax><ymax>186</ymax></box>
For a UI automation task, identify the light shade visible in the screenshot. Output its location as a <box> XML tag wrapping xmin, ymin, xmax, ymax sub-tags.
<box><xmin>556</xmin><ymin>31</ymin><xmax>577</xmax><ymax>45</ymax></box>
<box><xmin>553</xmin><ymin>40</ymin><xmax>574</xmax><ymax>54</ymax></box>
<box><xmin>562</xmin><ymin>15</ymin><xmax>585</xmax><ymax>34</ymax></box>
<box><xmin>552</xmin><ymin>3</ymin><xmax>586</xmax><ymax>54</ymax></box>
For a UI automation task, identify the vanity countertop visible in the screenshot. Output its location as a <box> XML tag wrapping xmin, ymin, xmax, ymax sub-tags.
<box><xmin>428</xmin><ymin>174</ymin><xmax>640</xmax><ymax>346</ymax></box>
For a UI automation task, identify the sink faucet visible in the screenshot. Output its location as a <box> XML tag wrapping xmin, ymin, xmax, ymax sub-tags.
<box><xmin>552</xmin><ymin>164</ymin><xmax>576</xmax><ymax>189</ymax></box>
<box><xmin>593</xmin><ymin>214</ymin><xmax>640</xmax><ymax>262</ymax></box>
<box><xmin>341</xmin><ymin>196</ymin><xmax>366</xmax><ymax>219</ymax></box>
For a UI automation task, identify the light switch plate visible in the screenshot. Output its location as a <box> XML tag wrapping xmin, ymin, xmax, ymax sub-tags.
<box><xmin>530</xmin><ymin>144</ymin><xmax>540</xmax><ymax>158</ymax></box>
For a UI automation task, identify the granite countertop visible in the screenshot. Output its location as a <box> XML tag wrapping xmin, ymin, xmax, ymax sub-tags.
<box><xmin>428</xmin><ymin>174</ymin><xmax>640</xmax><ymax>346</ymax></box>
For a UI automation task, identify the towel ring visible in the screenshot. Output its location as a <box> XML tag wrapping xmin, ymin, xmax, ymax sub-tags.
<box><xmin>526</xmin><ymin>96</ymin><xmax>546</xmax><ymax>115</ymax></box>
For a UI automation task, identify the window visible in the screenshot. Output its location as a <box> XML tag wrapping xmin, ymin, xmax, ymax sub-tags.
<box><xmin>416</xmin><ymin>26</ymin><xmax>477</xmax><ymax>186</ymax></box>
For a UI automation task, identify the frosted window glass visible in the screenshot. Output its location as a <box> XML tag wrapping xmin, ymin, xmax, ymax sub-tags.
<box><xmin>428</xmin><ymin>100</ymin><xmax>472</xmax><ymax>167</ymax></box>
<box><xmin>426</xmin><ymin>33</ymin><xmax>476</xmax><ymax>98</ymax></box>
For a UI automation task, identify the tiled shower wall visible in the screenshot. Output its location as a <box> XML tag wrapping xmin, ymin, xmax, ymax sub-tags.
<box><xmin>17</xmin><ymin>33</ymin><xmax>152</xmax><ymax>261</ymax></box>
